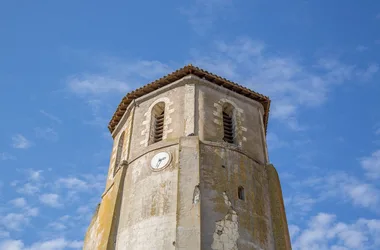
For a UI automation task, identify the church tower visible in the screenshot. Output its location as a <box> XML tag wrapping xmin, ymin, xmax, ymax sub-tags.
<box><xmin>83</xmin><ymin>65</ymin><xmax>292</xmax><ymax>250</ymax></box>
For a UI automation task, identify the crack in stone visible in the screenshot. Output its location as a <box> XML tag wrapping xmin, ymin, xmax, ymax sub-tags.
<box><xmin>211</xmin><ymin>192</ymin><xmax>239</xmax><ymax>250</ymax></box>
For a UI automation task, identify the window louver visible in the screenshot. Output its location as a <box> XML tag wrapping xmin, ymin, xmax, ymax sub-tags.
<box><xmin>223</xmin><ymin>111</ymin><xmax>234</xmax><ymax>143</ymax></box>
<box><xmin>153</xmin><ymin>111</ymin><xmax>164</xmax><ymax>143</ymax></box>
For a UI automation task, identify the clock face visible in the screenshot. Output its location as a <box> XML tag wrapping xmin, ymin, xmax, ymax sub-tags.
<box><xmin>150</xmin><ymin>152</ymin><xmax>171</xmax><ymax>170</ymax></box>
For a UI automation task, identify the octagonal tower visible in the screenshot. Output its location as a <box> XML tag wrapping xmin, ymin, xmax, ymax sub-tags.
<box><xmin>83</xmin><ymin>65</ymin><xmax>291</xmax><ymax>250</ymax></box>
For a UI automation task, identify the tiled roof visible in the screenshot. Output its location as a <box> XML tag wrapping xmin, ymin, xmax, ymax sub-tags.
<box><xmin>108</xmin><ymin>64</ymin><xmax>271</xmax><ymax>134</ymax></box>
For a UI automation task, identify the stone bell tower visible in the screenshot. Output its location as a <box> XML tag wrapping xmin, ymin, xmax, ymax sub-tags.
<box><xmin>83</xmin><ymin>65</ymin><xmax>292</xmax><ymax>250</ymax></box>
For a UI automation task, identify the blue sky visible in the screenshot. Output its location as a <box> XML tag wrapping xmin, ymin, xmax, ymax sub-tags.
<box><xmin>1</xmin><ymin>0</ymin><xmax>380</xmax><ymax>249</ymax></box>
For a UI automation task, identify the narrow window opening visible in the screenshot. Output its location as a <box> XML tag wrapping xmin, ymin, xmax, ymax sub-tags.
<box><xmin>238</xmin><ymin>186</ymin><xmax>245</xmax><ymax>200</ymax></box>
<box><xmin>222</xmin><ymin>165</ymin><xmax>226</xmax><ymax>168</ymax></box>
<box><xmin>150</xmin><ymin>102</ymin><xmax>165</xmax><ymax>144</ymax></box>
<box><xmin>114</xmin><ymin>131</ymin><xmax>125</xmax><ymax>176</ymax></box>
<box><xmin>153</xmin><ymin>110</ymin><xmax>164</xmax><ymax>143</ymax></box>
<box><xmin>222</xmin><ymin>104</ymin><xmax>235</xmax><ymax>144</ymax></box>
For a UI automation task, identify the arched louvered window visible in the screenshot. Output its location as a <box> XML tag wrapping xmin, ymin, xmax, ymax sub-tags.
<box><xmin>114</xmin><ymin>131</ymin><xmax>125</xmax><ymax>176</ymax></box>
<box><xmin>150</xmin><ymin>102</ymin><xmax>165</xmax><ymax>144</ymax></box>
<box><xmin>222</xmin><ymin>103</ymin><xmax>235</xmax><ymax>144</ymax></box>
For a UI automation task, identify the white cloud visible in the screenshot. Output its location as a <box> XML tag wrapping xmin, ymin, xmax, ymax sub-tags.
<box><xmin>66</xmin><ymin>58</ymin><xmax>172</xmax><ymax>129</ymax></box>
<box><xmin>67</xmin><ymin>59</ymin><xmax>171</xmax><ymax>96</ymax></box>
<box><xmin>39</xmin><ymin>110</ymin><xmax>62</xmax><ymax>124</ymax></box>
<box><xmin>9</xmin><ymin>198</ymin><xmax>27</xmax><ymax>208</ymax></box>
<box><xmin>0</xmin><ymin>238</ymin><xmax>82</xmax><ymax>250</ymax></box>
<box><xmin>356</xmin><ymin>63</ymin><xmax>379</xmax><ymax>81</ymax></box>
<box><xmin>25</xmin><ymin>238</ymin><xmax>82</xmax><ymax>250</ymax></box>
<box><xmin>285</xmin><ymin>193</ymin><xmax>317</xmax><ymax>218</ymax></box>
<box><xmin>39</xmin><ymin>193</ymin><xmax>62</xmax><ymax>208</ymax></box>
<box><xmin>0</xmin><ymin>240</ymin><xmax>23</xmax><ymax>250</ymax></box>
<box><xmin>56</xmin><ymin>177</ymin><xmax>89</xmax><ymax>190</ymax></box>
<box><xmin>291</xmin><ymin>172</ymin><xmax>380</xmax><ymax>212</ymax></box>
<box><xmin>15</xmin><ymin>170</ymin><xmax>44</xmax><ymax>195</ymax></box>
<box><xmin>360</xmin><ymin>150</ymin><xmax>380</xmax><ymax>179</ymax></box>
<box><xmin>192</xmin><ymin>37</ymin><xmax>378</xmax><ymax>130</ymax></box>
<box><xmin>289</xmin><ymin>224</ymin><xmax>300</xmax><ymax>241</ymax></box>
<box><xmin>24</xmin><ymin>207</ymin><xmax>38</xmax><ymax>217</ymax></box>
<box><xmin>292</xmin><ymin>213</ymin><xmax>380</xmax><ymax>250</ymax></box>
<box><xmin>180</xmin><ymin>0</ymin><xmax>233</xmax><ymax>34</ymax></box>
<box><xmin>17</xmin><ymin>183</ymin><xmax>40</xmax><ymax>196</ymax></box>
<box><xmin>26</xmin><ymin>169</ymin><xmax>43</xmax><ymax>182</ymax></box>
<box><xmin>0</xmin><ymin>152</ymin><xmax>15</xmax><ymax>161</ymax></box>
<box><xmin>47</xmin><ymin>222</ymin><xmax>67</xmax><ymax>231</ymax></box>
<box><xmin>68</xmin><ymin>74</ymin><xmax>128</xmax><ymax>95</ymax></box>
<box><xmin>11</xmin><ymin>134</ymin><xmax>31</xmax><ymax>149</ymax></box>
<box><xmin>34</xmin><ymin>127</ymin><xmax>59</xmax><ymax>142</ymax></box>
<box><xmin>0</xmin><ymin>212</ymin><xmax>35</xmax><ymax>232</ymax></box>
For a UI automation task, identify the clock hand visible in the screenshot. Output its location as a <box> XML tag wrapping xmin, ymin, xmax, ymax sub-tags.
<box><xmin>155</xmin><ymin>158</ymin><xmax>163</xmax><ymax>169</ymax></box>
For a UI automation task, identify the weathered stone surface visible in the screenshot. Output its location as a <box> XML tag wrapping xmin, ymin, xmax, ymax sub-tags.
<box><xmin>83</xmin><ymin>74</ymin><xmax>291</xmax><ymax>250</ymax></box>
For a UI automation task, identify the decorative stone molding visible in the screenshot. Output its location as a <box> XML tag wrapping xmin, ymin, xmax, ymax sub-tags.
<box><xmin>139</xmin><ymin>97</ymin><xmax>174</xmax><ymax>147</ymax></box>
<box><xmin>213</xmin><ymin>99</ymin><xmax>245</xmax><ymax>148</ymax></box>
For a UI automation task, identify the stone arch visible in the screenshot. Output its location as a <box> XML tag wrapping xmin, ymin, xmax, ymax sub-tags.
<box><xmin>149</xmin><ymin>102</ymin><xmax>166</xmax><ymax>144</ymax></box>
<box><xmin>139</xmin><ymin>97</ymin><xmax>174</xmax><ymax>147</ymax></box>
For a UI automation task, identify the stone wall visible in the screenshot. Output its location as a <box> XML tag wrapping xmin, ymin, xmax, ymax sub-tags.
<box><xmin>197</xmin><ymin>82</ymin><xmax>266</xmax><ymax>165</ymax></box>
<box><xmin>199</xmin><ymin>143</ymin><xmax>274</xmax><ymax>250</ymax></box>
<box><xmin>83</xmin><ymin>74</ymin><xmax>291</xmax><ymax>250</ymax></box>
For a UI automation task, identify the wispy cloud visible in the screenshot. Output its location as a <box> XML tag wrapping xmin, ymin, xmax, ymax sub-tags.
<box><xmin>11</xmin><ymin>134</ymin><xmax>31</xmax><ymax>149</ymax></box>
<box><xmin>192</xmin><ymin>37</ymin><xmax>379</xmax><ymax>130</ymax></box>
<box><xmin>0</xmin><ymin>238</ymin><xmax>82</xmax><ymax>250</ymax></box>
<box><xmin>67</xmin><ymin>58</ymin><xmax>172</xmax><ymax>96</ymax></box>
<box><xmin>180</xmin><ymin>0</ymin><xmax>233</xmax><ymax>34</ymax></box>
<box><xmin>39</xmin><ymin>193</ymin><xmax>62</xmax><ymax>208</ymax></box>
<box><xmin>360</xmin><ymin>150</ymin><xmax>380</xmax><ymax>179</ymax></box>
<box><xmin>26</xmin><ymin>169</ymin><xmax>43</xmax><ymax>182</ymax></box>
<box><xmin>356</xmin><ymin>45</ymin><xmax>369</xmax><ymax>52</ymax></box>
<box><xmin>290</xmin><ymin>171</ymin><xmax>380</xmax><ymax>212</ymax></box>
<box><xmin>285</xmin><ymin>193</ymin><xmax>317</xmax><ymax>219</ymax></box>
<box><xmin>39</xmin><ymin>110</ymin><xmax>62</xmax><ymax>124</ymax></box>
<box><xmin>376</xmin><ymin>128</ymin><xmax>380</xmax><ymax>136</ymax></box>
<box><xmin>0</xmin><ymin>198</ymin><xmax>38</xmax><ymax>232</ymax></box>
<box><xmin>266</xmin><ymin>132</ymin><xmax>289</xmax><ymax>150</ymax></box>
<box><xmin>0</xmin><ymin>152</ymin><xmax>15</xmax><ymax>161</ymax></box>
<box><xmin>34</xmin><ymin>127</ymin><xmax>59</xmax><ymax>142</ymax></box>
<box><xmin>9</xmin><ymin>198</ymin><xmax>27</xmax><ymax>208</ymax></box>
<box><xmin>66</xmin><ymin>57</ymin><xmax>173</xmax><ymax>130</ymax></box>
<box><xmin>82</xmin><ymin>99</ymin><xmax>109</xmax><ymax>127</ymax></box>
<box><xmin>16</xmin><ymin>183</ymin><xmax>40</xmax><ymax>196</ymax></box>
<box><xmin>68</xmin><ymin>74</ymin><xmax>128</xmax><ymax>95</ymax></box>
<box><xmin>292</xmin><ymin>213</ymin><xmax>380</xmax><ymax>250</ymax></box>
<box><xmin>14</xmin><ymin>169</ymin><xmax>44</xmax><ymax>195</ymax></box>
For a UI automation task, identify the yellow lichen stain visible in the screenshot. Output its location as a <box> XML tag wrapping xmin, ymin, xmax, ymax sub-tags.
<box><xmin>83</xmin><ymin>169</ymin><xmax>123</xmax><ymax>250</ymax></box>
<box><xmin>150</xmin><ymin>195</ymin><xmax>157</xmax><ymax>217</ymax></box>
<box><xmin>149</xmin><ymin>180</ymin><xmax>172</xmax><ymax>217</ymax></box>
